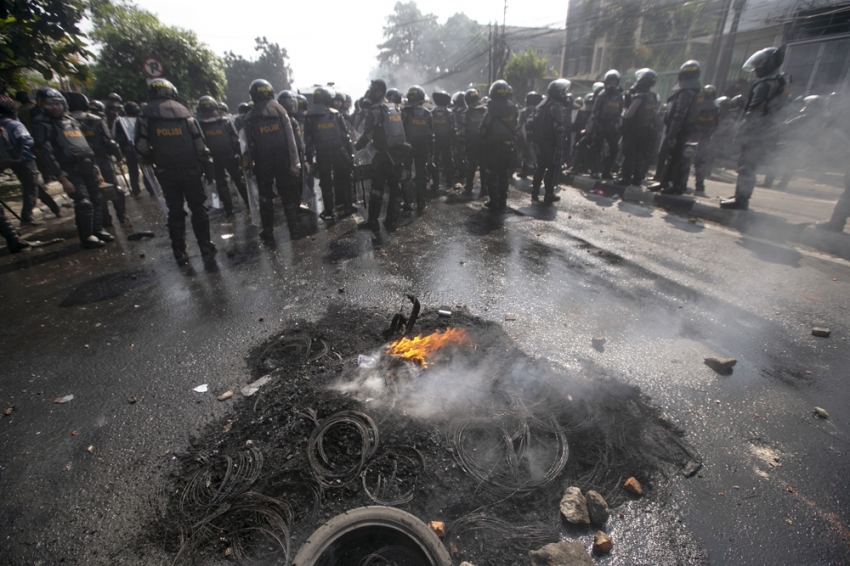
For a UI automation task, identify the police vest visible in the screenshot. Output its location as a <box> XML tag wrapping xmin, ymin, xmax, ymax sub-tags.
<box><xmin>55</xmin><ymin>117</ymin><xmax>95</xmax><ymax>161</ymax></box>
<box><xmin>748</xmin><ymin>76</ymin><xmax>786</xmax><ymax>115</ymax></box>
<box><xmin>78</xmin><ymin>114</ymin><xmax>106</xmax><ymax>155</ymax></box>
<box><xmin>695</xmin><ymin>100</ymin><xmax>718</xmax><ymax>134</ymax></box>
<box><xmin>685</xmin><ymin>90</ymin><xmax>705</xmax><ymax>126</ymax></box>
<box><xmin>405</xmin><ymin>106</ymin><xmax>431</xmax><ymax>143</ymax></box>
<box><xmin>200</xmin><ymin>118</ymin><xmax>233</xmax><ymax>156</ymax></box>
<box><xmin>432</xmin><ymin>107</ymin><xmax>451</xmax><ymax>138</ymax></box>
<box><xmin>465</xmin><ymin>106</ymin><xmax>486</xmax><ymax>144</ymax></box>
<box><xmin>148</xmin><ymin>117</ymin><xmax>197</xmax><ymax>169</ymax></box>
<box><xmin>380</xmin><ymin>103</ymin><xmax>406</xmax><ymax>149</ymax></box>
<box><xmin>599</xmin><ymin>91</ymin><xmax>622</xmax><ymax>121</ymax></box>
<box><xmin>631</xmin><ymin>92</ymin><xmax>658</xmax><ymax>129</ymax></box>
<box><xmin>525</xmin><ymin>107</ymin><xmax>539</xmax><ymax>143</ymax></box>
<box><xmin>311</xmin><ymin>111</ymin><xmax>342</xmax><ymax>149</ymax></box>
<box><xmin>486</xmin><ymin>101</ymin><xmax>518</xmax><ymax>143</ymax></box>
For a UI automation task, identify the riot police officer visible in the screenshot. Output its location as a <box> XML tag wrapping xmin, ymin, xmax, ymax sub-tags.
<box><xmin>114</xmin><ymin>101</ymin><xmax>152</xmax><ymax>197</ymax></box>
<box><xmin>460</xmin><ymin>88</ymin><xmax>487</xmax><ymax>197</ymax></box>
<box><xmin>479</xmin><ymin>80</ymin><xmax>519</xmax><ymax>211</ymax></box>
<box><xmin>135</xmin><ymin>78</ymin><xmax>217</xmax><ymax>265</ymax></box>
<box><xmin>305</xmin><ymin>86</ymin><xmax>355</xmax><ymax>220</ymax></box>
<box><xmin>618</xmin><ymin>68</ymin><xmax>659</xmax><ymax>187</ymax></box>
<box><xmin>430</xmin><ymin>90</ymin><xmax>454</xmax><ymax>191</ymax></box>
<box><xmin>105</xmin><ymin>92</ymin><xmax>124</xmax><ymax>130</ymax></box>
<box><xmin>32</xmin><ymin>88</ymin><xmax>109</xmax><ymax>249</ymax></box>
<box><xmin>653</xmin><ymin>60</ymin><xmax>703</xmax><ymax>195</ymax></box>
<box><xmin>88</xmin><ymin>100</ymin><xmax>106</xmax><ymax>119</ymax></box>
<box><xmin>587</xmin><ymin>70</ymin><xmax>623</xmax><ymax>179</ymax></box>
<box><xmin>450</xmin><ymin>91</ymin><xmax>467</xmax><ymax>186</ymax></box>
<box><xmin>518</xmin><ymin>91</ymin><xmax>543</xmax><ymax>179</ymax></box>
<box><xmin>243</xmin><ymin>79</ymin><xmax>301</xmax><ymax>241</ymax></box>
<box><xmin>692</xmin><ymin>84</ymin><xmax>719</xmax><ymax>194</ymax></box>
<box><xmin>65</xmin><ymin>91</ymin><xmax>127</xmax><ymax>226</ymax></box>
<box><xmin>234</xmin><ymin>103</ymin><xmax>250</xmax><ymax>132</ymax></box>
<box><xmin>402</xmin><ymin>85</ymin><xmax>433</xmax><ymax>210</ymax></box>
<box><xmin>570</xmin><ymin>92</ymin><xmax>595</xmax><ymax>175</ymax></box>
<box><xmin>278</xmin><ymin>90</ymin><xmax>306</xmax><ymax>166</ymax></box>
<box><xmin>532</xmin><ymin>79</ymin><xmax>571</xmax><ymax>204</ymax></box>
<box><xmin>354</xmin><ymin>79</ymin><xmax>409</xmax><ymax>231</ymax></box>
<box><xmin>196</xmin><ymin>95</ymin><xmax>249</xmax><ymax>216</ymax></box>
<box><xmin>721</xmin><ymin>47</ymin><xmax>788</xmax><ymax>209</ymax></box>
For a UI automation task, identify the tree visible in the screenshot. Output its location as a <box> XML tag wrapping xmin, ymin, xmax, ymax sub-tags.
<box><xmin>505</xmin><ymin>48</ymin><xmax>548</xmax><ymax>101</ymax></box>
<box><xmin>0</xmin><ymin>0</ymin><xmax>92</xmax><ymax>91</ymax></box>
<box><xmin>89</xmin><ymin>0</ymin><xmax>225</xmax><ymax>104</ymax></box>
<box><xmin>223</xmin><ymin>37</ymin><xmax>292</xmax><ymax>106</ymax></box>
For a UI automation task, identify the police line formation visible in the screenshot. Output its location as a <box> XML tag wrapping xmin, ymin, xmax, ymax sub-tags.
<box><xmin>2</xmin><ymin>45</ymin><xmax>849</xmax><ymax>265</ymax></box>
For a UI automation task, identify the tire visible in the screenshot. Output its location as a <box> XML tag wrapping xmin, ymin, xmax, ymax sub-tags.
<box><xmin>291</xmin><ymin>506</ymin><xmax>452</xmax><ymax>566</ymax></box>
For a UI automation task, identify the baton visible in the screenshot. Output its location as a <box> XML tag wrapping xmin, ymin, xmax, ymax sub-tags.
<box><xmin>0</xmin><ymin>197</ymin><xmax>22</xmax><ymax>221</ymax></box>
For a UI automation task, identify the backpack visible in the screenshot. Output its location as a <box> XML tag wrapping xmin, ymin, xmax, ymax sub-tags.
<box><xmin>0</xmin><ymin>119</ymin><xmax>22</xmax><ymax>165</ymax></box>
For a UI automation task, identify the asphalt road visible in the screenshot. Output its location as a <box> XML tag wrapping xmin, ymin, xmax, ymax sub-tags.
<box><xmin>1</xmin><ymin>179</ymin><xmax>848</xmax><ymax>565</ymax></box>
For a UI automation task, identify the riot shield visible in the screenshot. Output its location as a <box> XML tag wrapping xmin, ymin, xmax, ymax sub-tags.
<box><xmin>238</xmin><ymin>129</ymin><xmax>261</xmax><ymax>226</ymax></box>
<box><xmin>205</xmin><ymin>180</ymin><xmax>222</xmax><ymax>210</ymax></box>
<box><xmin>301</xmin><ymin>165</ymin><xmax>324</xmax><ymax>215</ymax></box>
<box><xmin>139</xmin><ymin>164</ymin><xmax>168</xmax><ymax>217</ymax></box>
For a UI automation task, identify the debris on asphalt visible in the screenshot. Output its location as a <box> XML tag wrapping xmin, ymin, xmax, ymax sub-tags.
<box><xmin>458</xmin><ymin>562</ymin><xmax>473</xmax><ymax>566</ymax></box>
<box><xmin>530</xmin><ymin>541</ymin><xmax>593</xmax><ymax>566</ymax></box>
<box><xmin>54</xmin><ymin>394</ymin><xmax>74</xmax><ymax>404</ymax></box>
<box><xmin>450</xmin><ymin>543</ymin><xmax>460</xmax><ymax>558</ymax></box>
<box><xmin>624</xmin><ymin>477</ymin><xmax>643</xmax><ymax>496</ymax></box>
<box><xmin>593</xmin><ymin>531</ymin><xmax>613</xmax><ymax>555</ymax></box>
<box><xmin>683</xmin><ymin>459</ymin><xmax>703</xmax><ymax>478</ymax></box>
<box><xmin>356</xmin><ymin>354</ymin><xmax>377</xmax><ymax>368</ymax></box>
<box><xmin>813</xmin><ymin>407</ymin><xmax>829</xmax><ymax>419</ymax></box>
<box><xmin>437</xmin><ymin>309</ymin><xmax>452</xmax><ymax>317</ymax></box>
<box><xmin>127</xmin><ymin>395</ymin><xmax>137</xmax><ymax>404</ymax></box>
<box><xmin>258</xmin><ymin>316</ymin><xmax>264</xmax><ymax>322</ymax></box>
<box><xmin>428</xmin><ymin>520</ymin><xmax>446</xmax><ymax>538</ymax></box>
<box><xmin>63</xmin><ymin>462</ymin><xmax>72</xmax><ymax>472</ymax></box>
<box><xmin>687</xmin><ymin>217</ymin><xmax>698</xmax><ymax>224</ymax></box>
<box><xmin>127</xmin><ymin>231</ymin><xmax>155</xmax><ymax>241</ymax></box>
<box><xmin>86</xmin><ymin>445</ymin><xmax>93</xmax><ymax>453</ymax></box>
<box><xmin>586</xmin><ymin>490</ymin><xmax>609</xmax><ymax>526</ymax></box>
<box><xmin>222</xmin><ymin>419</ymin><xmax>233</xmax><ymax>432</ymax></box>
<box><xmin>504</xmin><ymin>313</ymin><xmax>517</xmax><ymax>321</ymax></box>
<box><xmin>71</xmin><ymin>430</ymin><xmax>77</xmax><ymax>436</ymax></box>
<box><xmin>217</xmin><ymin>390</ymin><xmax>233</xmax><ymax>401</ymax></box>
<box><xmin>786</xmin><ymin>486</ymin><xmax>795</xmax><ymax>493</ymax></box>
<box><xmin>3</xmin><ymin>407</ymin><xmax>13</xmax><ymax>416</ymax></box>
<box><xmin>559</xmin><ymin>486</ymin><xmax>590</xmax><ymax>525</ymax></box>
<box><xmin>192</xmin><ymin>384</ymin><xmax>208</xmax><ymax>393</ymax></box>
<box><xmin>704</xmin><ymin>356</ymin><xmax>737</xmax><ymax>374</ymax></box>
<box><xmin>592</xmin><ymin>336</ymin><xmax>606</xmax><ymax>351</ymax></box>
<box><xmin>241</xmin><ymin>375</ymin><xmax>271</xmax><ymax>397</ymax></box>
<box><xmin>811</xmin><ymin>327</ymin><xmax>831</xmax><ymax>337</ymax></box>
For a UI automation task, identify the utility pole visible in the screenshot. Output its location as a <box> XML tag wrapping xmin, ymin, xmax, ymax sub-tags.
<box><xmin>715</xmin><ymin>0</ymin><xmax>747</xmax><ymax>93</ymax></box>
<box><xmin>488</xmin><ymin>22</ymin><xmax>493</xmax><ymax>85</ymax></box>
<box><xmin>706</xmin><ymin>0</ymin><xmax>734</xmax><ymax>85</ymax></box>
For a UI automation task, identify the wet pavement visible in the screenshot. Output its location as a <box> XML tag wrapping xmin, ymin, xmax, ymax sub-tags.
<box><xmin>1</xmin><ymin>179</ymin><xmax>848</xmax><ymax>565</ymax></box>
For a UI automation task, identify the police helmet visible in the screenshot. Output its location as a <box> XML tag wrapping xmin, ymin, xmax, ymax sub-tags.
<box><xmin>344</xmin><ymin>93</ymin><xmax>353</xmax><ymax>110</ymax></box>
<box><xmin>803</xmin><ymin>95</ymin><xmax>825</xmax><ymax>113</ymax></box>
<box><xmin>715</xmin><ymin>96</ymin><xmax>730</xmax><ymax>111</ymax></box>
<box><xmin>148</xmin><ymin>78</ymin><xmax>178</xmax><ymax>101</ymax></box>
<box><xmin>451</xmin><ymin>91</ymin><xmax>466</xmax><ymax>109</ymax></box>
<box><xmin>237</xmin><ymin>102</ymin><xmax>250</xmax><ymax>115</ymax></box>
<box><xmin>296</xmin><ymin>94</ymin><xmax>308</xmax><ymax>111</ymax></box>
<box><xmin>584</xmin><ymin>93</ymin><xmax>595</xmax><ymax>108</ymax></box>
<box><xmin>313</xmin><ymin>86</ymin><xmax>335</xmax><ymax>106</ymax></box>
<box><xmin>368</xmin><ymin>79</ymin><xmax>387</xmax><ymax>100</ymax></box>
<box><xmin>249</xmin><ymin>79</ymin><xmax>275</xmax><ymax>102</ymax></box>
<box><xmin>634</xmin><ymin>68</ymin><xmax>658</xmax><ymax>90</ymax></box>
<box><xmin>703</xmin><ymin>84</ymin><xmax>717</xmax><ymax>101</ymax></box>
<box><xmin>64</xmin><ymin>91</ymin><xmax>89</xmax><ymax>112</ymax></box>
<box><xmin>37</xmin><ymin>87</ymin><xmax>66</xmax><ymax>116</ymax></box>
<box><xmin>547</xmin><ymin>79</ymin><xmax>571</xmax><ymax>102</ymax></box>
<box><xmin>359</xmin><ymin>96</ymin><xmax>372</xmax><ymax>110</ymax></box>
<box><xmin>386</xmin><ymin>88</ymin><xmax>402</xmax><ymax>104</ymax></box>
<box><xmin>89</xmin><ymin>100</ymin><xmax>105</xmax><ymax>113</ymax></box>
<box><xmin>742</xmin><ymin>46</ymin><xmax>785</xmax><ymax>78</ymax></box>
<box><xmin>525</xmin><ymin>91</ymin><xmax>543</xmax><ymax>107</ymax></box>
<box><xmin>197</xmin><ymin>95</ymin><xmax>218</xmax><ymax>112</ymax></box>
<box><xmin>574</xmin><ymin>96</ymin><xmax>583</xmax><ymax>107</ymax></box>
<box><xmin>464</xmin><ymin>88</ymin><xmax>480</xmax><ymax>106</ymax></box>
<box><xmin>406</xmin><ymin>85</ymin><xmax>426</xmax><ymax>104</ymax></box>
<box><xmin>679</xmin><ymin>60</ymin><xmax>701</xmax><ymax>81</ymax></box>
<box><xmin>219</xmin><ymin>102</ymin><xmax>229</xmax><ymax>113</ymax></box>
<box><xmin>333</xmin><ymin>90</ymin><xmax>346</xmax><ymax>109</ymax></box>
<box><xmin>108</xmin><ymin>92</ymin><xmax>122</xmax><ymax>103</ymax></box>
<box><xmin>729</xmin><ymin>94</ymin><xmax>745</xmax><ymax>109</ymax></box>
<box><xmin>432</xmin><ymin>90</ymin><xmax>451</xmax><ymax>106</ymax></box>
<box><xmin>489</xmin><ymin>80</ymin><xmax>513</xmax><ymax>100</ymax></box>
<box><xmin>124</xmin><ymin>101</ymin><xmax>140</xmax><ymax>116</ymax></box>
<box><xmin>277</xmin><ymin>90</ymin><xmax>298</xmax><ymax>114</ymax></box>
<box><xmin>603</xmin><ymin>70</ymin><xmax>620</xmax><ymax>87</ymax></box>
<box><xmin>592</xmin><ymin>81</ymin><xmax>604</xmax><ymax>93</ymax></box>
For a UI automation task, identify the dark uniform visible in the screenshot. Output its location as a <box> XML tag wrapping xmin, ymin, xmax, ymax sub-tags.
<box><xmin>587</xmin><ymin>71</ymin><xmax>623</xmax><ymax>179</ymax></box>
<box><xmin>654</xmin><ymin>60</ymin><xmax>703</xmax><ymax>195</ymax></box>
<box><xmin>692</xmin><ymin>85</ymin><xmax>719</xmax><ymax>193</ymax></box>
<box><xmin>460</xmin><ymin>89</ymin><xmax>487</xmax><ymax>197</ymax></box>
<box><xmin>619</xmin><ymin>69</ymin><xmax>659</xmax><ymax>186</ymax></box>
<box><xmin>135</xmin><ymin>79</ymin><xmax>216</xmax><ymax>265</ymax></box>
<box><xmin>570</xmin><ymin>91</ymin><xmax>597</xmax><ymax>175</ymax></box>
<box><xmin>479</xmin><ymin>80</ymin><xmax>519</xmax><ymax>210</ymax></box>
<box><xmin>533</xmin><ymin>80</ymin><xmax>571</xmax><ymax>203</ymax></box>
<box><xmin>243</xmin><ymin>79</ymin><xmax>301</xmax><ymax>240</ymax></box>
<box><xmin>401</xmin><ymin>86</ymin><xmax>433</xmax><ymax>209</ymax></box>
<box><xmin>430</xmin><ymin>91</ymin><xmax>454</xmax><ymax>190</ymax></box>
<box><xmin>196</xmin><ymin>96</ymin><xmax>249</xmax><ymax>215</ymax></box>
<box><xmin>105</xmin><ymin>93</ymin><xmax>124</xmax><ymax>132</ymax></box>
<box><xmin>354</xmin><ymin>79</ymin><xmax>409</xmax><ymax>231</ymax></box>
<box><xmin>304</xmin><ymin>87</ymin><xmax>355</xmax><ymax>220</ymax></box>
<box><xmin>114</xmin><ymin>102</ymin><xmax>152</xmax><ymax>197</ymax></box>
<box><xmin>450</xmin><ymin>91</ymin><xmax>467</xmax><ymax>186</ymax></box>
<box><xmin>518</xmin><ymin>91</ymin><xmax>543</xmax><ymax>179</ymax></box>
<box><xmin>32</xmin><ymin>88</ymin><xmax>109</xmax><ymax>248</ymax></box>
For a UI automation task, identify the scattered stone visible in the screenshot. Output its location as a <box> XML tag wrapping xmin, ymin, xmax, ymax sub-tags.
<box><xmin>592</xmin><ymin>531</ymin><xmax>613</xmax><ymax>555</ymax></box>
<box><xmin>813</xmin><ymin>407</ymin><xmax>829</xmax><ymax>419</ymax></box>
<box><xmin>529</xmin><ymin>541</ymin><xmax>593</xmax><ymax>566</ymax></box>
<box><xmin>458</xmin><ymin>562</ymin><xmax>472</xmax><ymax>566</ymax></box>
<box><xmin>258</xmin><ymin>316</ymin><xmax>265</xmax><ymax>322</ymax></box>
<box><xmin>451</xmin><ymin>543</ymin><xmax>460</xmax><ymax>558</ymax></box>
<box><xmin>217</xmin><ymin>390</ymin><xmax>234</xmax><ymax>401</ymax></box>
<box><xmin>70</xmin><ymin>430</ymin><xmax>77</xmax><ymax>436</ymax></box>
<box><xmin>786</xmin><ymin>485</ymin><xmax>795</xmax><ymax>494</ymax></box>
<box><xmin>683</xmin><ymin>460</ymin><xmax>703</xmax><ymax>478</ymax></box>
<box><xmin>338</xmin><ymin>287</ymin><xmax>345</xmax><ymax>293</ymax></box>
<box><xmin>224</xmin><ymin>547</ymin><xmax>232</xmax><ymax>557</ymax></box>
<box><xmin>86</xmin><ymin>445</ymin><xmax>94</xmax><ymax>453</ymax></box>
<box><xmin>223</xmin><ymin>419</ymin><xmax>233</xmax><ymax>433</ymax></box>
<box><xmin>585</xmin><ymin>490</ymin><xmax>609</xmax><ymax>526</ymax></box>
<box><xmin>192</xmin><ymin>384</ymin><xmax>208</xmax><ymax>393</ymax></box>
<box><xmin>3</xmin><ymin>407</ymin><xmax>13</xmax><ymax>416</ymax></box>
<box><xmin>505</xmin><ymin>313</ymin><xmax>517</xmax><ymax>321</ymax></box>
<box><xmin>624</xmin><ymin>476</ymin><xmax>643</xmax><ymax>496</ymax></box>
<box><xmin>54</xmin><ymin>394</ymin><xmax>74</xmax><ymax>404</ymax></box>
<box><xmin>428</xmin><ymin>520</ymin><xmax>445</xmax><ymax>538</ymax></box>
<box><xmin>704</xmin><ymin>357</ymin><xmax>737</xmax><ymax>374</ymax></box>
<box><xmin>591</xmin><ymin>336</ymin><xmax>606</xmax><ymax>349</ymax></box>
<box><xmin>812</xmin><ymin>327</ymin><xmax>830</xmax><ymax>337</ymax></box>
<box><xmin>241</xmin><ymin>375</ymin><xmax>271</xmax><ymax>397</ymax></box>
<box><xmin>127</xmin><ymin>395</ymin><xmax>137</xmax><ymax>404</ymax></box>
<box><xmin>687</xmin><ymin>217</ymin><xmax>698</xmax><ymax>224</ymax></box>
<box><xmin>559</xmin><ymin>486</ymin><xmax>590</xmax><ymax>525</ymax></box>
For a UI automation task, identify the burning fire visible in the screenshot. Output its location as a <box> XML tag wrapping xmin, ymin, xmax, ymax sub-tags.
<box><xmin>387</xmin><ymin>328</ymin><xmax>473</xmax><ymax>368</ymax></box>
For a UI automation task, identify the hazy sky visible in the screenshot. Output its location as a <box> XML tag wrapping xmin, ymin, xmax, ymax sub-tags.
<box><xmin>130</xmin><ymin>0</ymin><xmax>567</xmax><ymax>97</ymax></box>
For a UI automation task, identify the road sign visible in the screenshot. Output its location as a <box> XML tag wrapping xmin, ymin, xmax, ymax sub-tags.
<box><xmin>142</xmin><ymin>57</ymin><xmax>164</xmax><ymax>78</ymax></box>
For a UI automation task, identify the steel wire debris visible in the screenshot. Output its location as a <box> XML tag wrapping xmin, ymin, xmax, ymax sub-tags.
<box><xmin>307</xmin><ymin>410</ymin><xmax>380</xmax><ymax>488</ymax></box>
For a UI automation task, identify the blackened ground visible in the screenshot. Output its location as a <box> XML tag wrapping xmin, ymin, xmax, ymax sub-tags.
<box><xmin>144</xmin><ymin>306</ymin><xmax>703</xmax><ymax>565</ymax></box>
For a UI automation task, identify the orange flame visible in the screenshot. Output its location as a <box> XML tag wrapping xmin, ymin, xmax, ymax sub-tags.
<box><xmin>387</xmin><ymin>328</ymin><xmax>473</xmax><ymax>367</ymax></box>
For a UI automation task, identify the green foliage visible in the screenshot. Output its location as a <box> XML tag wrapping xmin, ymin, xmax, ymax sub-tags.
<box><xmin>223</xmin><ymin>37</ymin><xmax>292</xmax><ymax>106</ymax></box>
<box><xmin>89</xmin><ymin>0</ymin><xmax>225</xmax><ymax>104</ymax></box>
<box><xmin>0</xmin><ymin>0</ymin><xmax>92</xmax><ymax>91</ymax></box>
<box><xmin>505</xmin><ymin>48</ymin><xmax>548</xmax><ymax>101</ymax></box>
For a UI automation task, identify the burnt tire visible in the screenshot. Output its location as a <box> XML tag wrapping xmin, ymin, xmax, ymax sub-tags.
<box><xmin>291</xmin><ymin>506</ymin><xmax>452</xmax><ymax>566</ymax></box>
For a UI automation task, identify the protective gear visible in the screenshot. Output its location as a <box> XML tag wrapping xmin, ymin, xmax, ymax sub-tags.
<box><xmin>296</xmin><ymin>94</ymin><xmax>308</xmax><ymax>113</ymax></box>
<box><xmin>277</xmin><ymin>90</ymin><xmax>298</xmax><ymax>115</ymax></box>
<box><xmin>386</xmin><ymin>88</ymin><xmax>402</xmax><ymax>104</ymax></box>
<box><xmin>729</xmin><ymin>94</ymin><xmax>745</xmax><ymax>109</ymax></box>
<box><xmin>525</xmin><ymin>91</ymin><xmax>543</xmax><ymax>107</ymax></box>
<box><xmin>333</xmin><ymin>91</ymin><xmax>346</xmax><ymax>109</ymax></box>
<box><xmin>108</xmin><ymin>93</ymin><xmax>123</xmax><ymax>103</ymax></box>
<box><xmin>715</xmin><ymin>96</ymin><xmax>730</xmax><ymax>111</ymax></box>
<box><xmin>488</xmin><ymin>80</ymin><xmax>513</xmax><ymax>100</ymax></box>
<box><xmin>313</xmin><ymin>86</ymin><xmax>335</xmax><ymax>107</ymax></box>
<box><xmin>603</xmin><ymin>70</ymin><xmax>621</xmax><ymax>88</ymax></box>
<box><xmin>547</xmin><ymin>79</ymin><xmax>571</xmax><ymax>102</ymax></box>
<box><xmin>238</xmin><ymin>103</ymin><xmax>251</xmax><ymax>115</ymax></box>
<box><xmin>37</xmin><ymin>88</ymin><xmax>66</xmax><ymax>117</ymax></box>
<box><xmin>743</xmin><ymin>46</ymin><xmax>785</xmax><ymax>78</ymax></box>
<box><xmin>219</xmin><ymin>102</ymin><xmax>229</xmax><ymax>113</ymax></box>
<box><xmin>678</xmin><ymin>60</ymin><xmax>701</xmax><ymax>90</ymax></box>
<box><xmin>464</xmin><ymin>88</ymin><xmax>480</xmax><ymax>107</ymax></box>
<box><xmin>703</xmin><ymin>85</ymin><xmax>717</xmax><ymax>101</ymax></box>
<box><xmin>89</xmin><ymin>100</ymin><xmax>106</xmax><ymax>114</ymax></box>
<box><xmin>249</xmin><ymin>79</ymin><xmax>275</xmax><ymax>102</ymax></box>
<box><xmin>451</xmin><ymin>91</ymin><xmax>466</xmax><ymax>110</ymax></box>
<box><xmin>406</xmin><ymin>85</ymin><xmax>426</xmax><ymax>104</ymax></box>
<box><xmin>197</xmin><ymin>96</ymin><xmax>218</xmax><ymax>112</ymax></box>
<box><xmin>634</xmin><ymin>68</ymin><xmax>658</xmax><ymax>90</ymax></box>
<box><xmin>64</xmin><ymin>92</ymin><xmax>89</xmax><ymax>113</ymax></box>
<box><xmin>432</xmin><ymin>91</ymin><xmax>451</xmax><ymax>106</ymax></box>
<box><xmin>592</xmin><ymin>82</ymin><xmax>604</xmax><ymax>93</ymax></box>
<box><xmin>142</xmin><ymin>100</ymin><xmax>198</xmax><ymax>169</ymax></box>
<box><xmin>381</xmin><ymin>102</ymin><xmax>407</xmax><ymax>149</ymax></box>
<box><xmin>124</xmin><ymin>102</ymin><xmax>140</xmax><ymax>116</ymax></box>
<box><xmin>148</xmin><ymin>78</ymin><xmax>178</xmax><ymax>101</ymax></box>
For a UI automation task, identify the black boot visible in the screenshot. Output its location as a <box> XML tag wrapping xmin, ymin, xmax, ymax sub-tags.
<box><xmin>358</xmin><ymin>196</ymin><xmax>382</xmax><ymax>231</ymax></box>
<box><xmin>75</xmin><ymin>198</ymin><xmax>104</xmax><ymax>248</ymax></box>
<box><xmin>383</xmin><ymin>198</ymin><xmax>400</xmax><ymax>231</ymax></box>
<box><xmin>0</xmin><ymin>214</ymin><xmax>31</xmax><ymax>253</ymax></box>
<box><xmin>284</xmin><ymin>205</ymin><xmax>301</xmax><ymax>239</ymax></box>
<box><xmin>259</xmin><ymin>203</ymin><xmax>275</xmax><ymax>242</ymax></box>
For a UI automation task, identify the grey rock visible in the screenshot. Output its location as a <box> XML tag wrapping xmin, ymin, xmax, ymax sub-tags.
<box><xmin>585</xmin><ymin>490</ymin><xmax>610</xmax><ymax>526</ymax></box>
<box><xmin>530</xmin><ymin>541</ymin><xmax>593</xmax><ymax>566</ymax></box>
<box><xmin>812</xmin><ymin>327</ymin><xmax>831</xmax><ymax>338</ymax></box>
<box><xmin>683</xmin><ymin>459</ymin><xmax>703</xmax><ymax>478</ymax></box>
<box><xmin>704</xmin><ymin>356</ymin><xmax>737</xmax><ymax>374</ymax></box>
<box><xmin>559</xmin><ymin>486</ymin><xmax>590</xmax><ymax>525</ymax></box>
<box><xmin>813</xmin><ymin>407</ymin><xmax>829</xmax><ymax>419</ymax></box>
